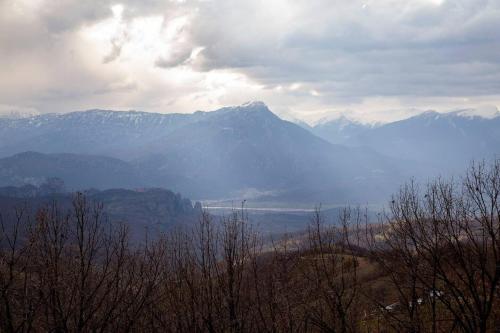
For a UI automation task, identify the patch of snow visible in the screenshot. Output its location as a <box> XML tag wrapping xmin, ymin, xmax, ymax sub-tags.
<box><xmin>449</xmin><ymin>106</ymin><xmax>500</xmax><ymax>119</ymax></box>
<box><xmin>241</xmin><ymin>101</ymin><xmax>267</xmax><ymax>108</ymax></box>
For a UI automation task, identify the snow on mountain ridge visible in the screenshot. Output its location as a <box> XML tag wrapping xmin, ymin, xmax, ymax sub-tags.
<box><xmin>447</xmin><ymin>107</ymin><xmax>500</xmax><ymax>119</ymax></box>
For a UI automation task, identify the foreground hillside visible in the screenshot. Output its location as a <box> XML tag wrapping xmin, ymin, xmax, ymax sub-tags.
<box><xmin>0</xmin><ymin>160</ymin><xmax>498</xmax><ymax>332</ymax></box>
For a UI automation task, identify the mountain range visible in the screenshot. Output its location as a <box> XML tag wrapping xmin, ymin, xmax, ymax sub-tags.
<box><xmin>310</xmin><ymin>109</ymin><xmax>500</xmax><ymax>175</ymax></box>
<box><xmin>0</xmin><ymin>102</ymin><xmax>498</xmax><ymax>204</ymax></box>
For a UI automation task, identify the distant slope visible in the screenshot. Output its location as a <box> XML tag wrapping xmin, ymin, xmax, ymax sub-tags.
<box><xmin>0</xmin><ymin>109</ymin><xmax>198</xmax><ymax>159</ymax></box>
<box><xmin>132</xmin><ymin>102</ymin><xmax>403</xmax><ymax>201</ymax></box>
<box><xmin>312</xmin><ymin>116</ymin><xmax>374</xmax><ymax>145</ymax></box>
<box><xmin>0</xmin><ymin>152</ymin><xmax>148</xmax><ymax>190</ymax></box>
<box><xmin>355</xmin><ymin>111</ymin><xmax>500</xmax><ymax>172</ymax></box>
<box><xmin>0</xmin><ymin>187</ymin><xmax>201</xmax><ymax>237</ymax></box>
<box><xmin>89</xmin><ymin>188</ymin><xmax>201</xmax><ymax>233</ymax></box>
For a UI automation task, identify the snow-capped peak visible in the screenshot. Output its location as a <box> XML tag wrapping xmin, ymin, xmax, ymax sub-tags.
<box><xmin>241</xmin><ymin>101</ymin><xmax>267</xmax><ymax>108</ymax></box>
<box><xmin>314</xmin><ymin>113</ymin><xmax>368</xmax><ymax>127</ymax></box>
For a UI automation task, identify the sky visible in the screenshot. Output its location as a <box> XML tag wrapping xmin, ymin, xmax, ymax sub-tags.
<box><xmin>1</xmin><ymin>0</ymin><xmax>500</xmax><ymax>123</ymax></box>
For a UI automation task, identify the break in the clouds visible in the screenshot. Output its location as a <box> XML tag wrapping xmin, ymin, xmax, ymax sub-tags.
<box><xmin>1</xmin><ymin>0</ymin><xmax>499</xmax><ymax>122</ymax></box>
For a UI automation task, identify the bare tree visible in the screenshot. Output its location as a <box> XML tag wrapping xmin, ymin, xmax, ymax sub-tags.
<box><xmin>0</xmin><ymin>205</ymin><xmax>38</xmax><ymax>333</ymax></box>
<box><xmin>366</xmin><ymin>159</ymin><xmax>500</xmax><ymax>332</ymax></box>
<box><xmin>299</xmin><ymin>206</ymin><xmax>361</xmax><ymax>333</ymax></box>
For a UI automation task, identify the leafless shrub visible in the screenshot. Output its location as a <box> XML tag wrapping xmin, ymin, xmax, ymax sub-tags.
<box><xmin>366</xmin><ymin>159</ymin><xmax>500</xmax><ymax>332</ymax></box>
<box><xmin>0</xmin><ymin>160</ymin><xmax>498</xmax><ymax>332</ymax></box>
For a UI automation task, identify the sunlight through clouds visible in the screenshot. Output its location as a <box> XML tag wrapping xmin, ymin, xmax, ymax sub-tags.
<box><xmin>73</xmin><ymin>2</ymin><xmax>272</xmax><ymax>114</ymax></box>
<box><xmin>0</xmin><ymin>0</ymin><xmax>499</xmax><ymax>122</ymax></box>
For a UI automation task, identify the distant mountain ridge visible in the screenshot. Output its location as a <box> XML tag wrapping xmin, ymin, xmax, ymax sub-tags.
<box><xmin>0</xmin><ymin>109</ymin><xmax>197</xmax><ymax>159</ymax></box>
<box><xmin>0</xmin><ymin>102</ymin><xmax>284</xmax><ymax>159</ymax></box>
<box><xmin>311</xmin><ymin>115</ymin><xmax>376</xmax><ymax>145</ymax></box>
<box><xmin>311</xmin><ymin>109</ymin><xmax>500</xmax><ymax>175</ymax></box>
<box><xmin>0</xmin><ymin>102</ymin><xmax>404</xmax><ymax>204</ymax></box>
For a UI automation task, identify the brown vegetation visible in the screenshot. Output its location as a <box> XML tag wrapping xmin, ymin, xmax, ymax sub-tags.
<box><xmin>1</xmin><ymin>160</ymin><xmax>499</xmax><ymax>332</ymax></box>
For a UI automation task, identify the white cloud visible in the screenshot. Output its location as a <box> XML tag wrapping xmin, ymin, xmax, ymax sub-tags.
<box><xmin>0</xmin><ymin>0</ymin><xmax>499</xmax><ymax>122</ymax></box>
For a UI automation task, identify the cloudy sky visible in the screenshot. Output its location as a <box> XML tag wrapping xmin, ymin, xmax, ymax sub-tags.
<box><xmin>1</xmin><ymin>0</ymin><xmax>499</xmax><ymax>122</ymax></box>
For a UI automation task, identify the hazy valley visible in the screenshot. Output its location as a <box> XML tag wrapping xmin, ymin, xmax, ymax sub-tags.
<box><xmin>2</xmin><ymin>102</ymin><xmax>498</xmax><ymax>208</ymax></box>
